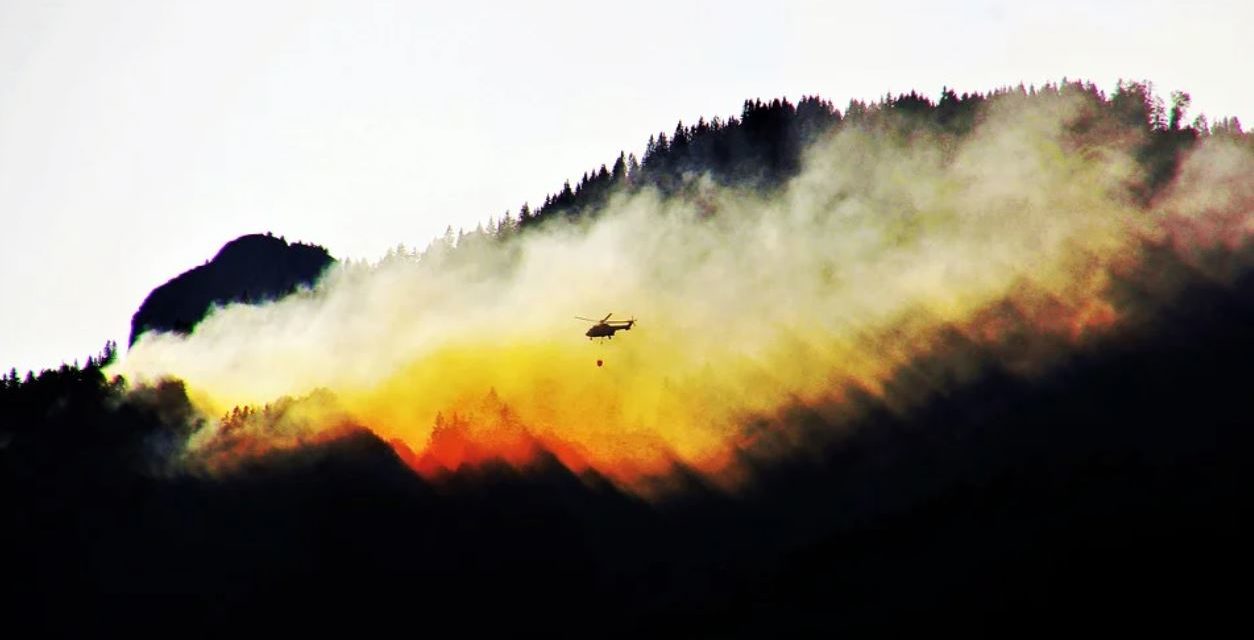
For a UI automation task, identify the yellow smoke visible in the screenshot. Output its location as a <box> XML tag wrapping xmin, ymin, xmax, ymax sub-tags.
<box><xmin>110</xmin><ymin>91</ymin><xmax>1246</xmax><ymax>492</ymax></box>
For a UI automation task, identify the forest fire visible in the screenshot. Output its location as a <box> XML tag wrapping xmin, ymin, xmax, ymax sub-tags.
<box><xmin>111</xmin><ymin>87</ymin><xmax>1253</xmax><ymax>497</ymax></box>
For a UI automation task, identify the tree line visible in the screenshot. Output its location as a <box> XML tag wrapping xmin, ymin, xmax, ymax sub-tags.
<box><xmin>435</xmin><ymin>80</ymin><xmax>1246</xmax><ymax>252</ymax></box>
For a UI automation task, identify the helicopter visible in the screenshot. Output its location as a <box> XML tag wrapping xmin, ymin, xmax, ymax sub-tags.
<box><xmin>576</xmin><ymin>313</ymin><xmax>636</xmax><ymax>340</ymax></box>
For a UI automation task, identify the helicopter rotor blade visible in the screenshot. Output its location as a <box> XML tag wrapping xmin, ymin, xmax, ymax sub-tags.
<box><xmin>602</xmin><ymin>313</ymin><xmax>613</xmax><ymax>322</ymax></box>
<box><xmin>575</xmin><ymin>316</ymin><xmax>600</xmax><ymax>322</ymax></box>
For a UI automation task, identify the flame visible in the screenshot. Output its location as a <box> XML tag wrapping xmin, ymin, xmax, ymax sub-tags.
<box><xmin>165</xmin><ymin>266</ymin><xmax>1132</xmax><ymax>496</ymax></box>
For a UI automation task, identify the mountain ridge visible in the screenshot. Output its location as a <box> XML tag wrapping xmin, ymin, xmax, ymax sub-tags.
<box><xmin>128</xmin><ymin>233</ymin><xmax>333</xmax><ymax>345</ymax></box>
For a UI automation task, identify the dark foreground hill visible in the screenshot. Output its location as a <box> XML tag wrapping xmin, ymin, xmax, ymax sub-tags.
<box><xmin>2</xmin><ymin>245</ymin><xmax>1251</xmax><ymax>636</ymax></box>
<box><xmin>128</xmin><ymin>233</ymin><xmax>333</xmax><ymax>345</ymax></box>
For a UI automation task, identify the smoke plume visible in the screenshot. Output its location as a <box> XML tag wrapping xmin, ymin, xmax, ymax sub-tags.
<box><xmin>110</xmin><ymin>89</ymin><xmax>1253</xmax><ymax>494</ymax></box>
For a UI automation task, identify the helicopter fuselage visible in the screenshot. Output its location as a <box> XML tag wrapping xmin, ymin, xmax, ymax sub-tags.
<box><xmin>586</xmin><ymin>322</ymin><xmax>633</xmax><ymax>338</ymax></box>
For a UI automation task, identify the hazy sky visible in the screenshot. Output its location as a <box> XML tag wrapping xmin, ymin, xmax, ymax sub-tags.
<box><xmin>1</xmin><ymin>0</ymin><xmax>1249</xmax><ymax>375</ymax></box>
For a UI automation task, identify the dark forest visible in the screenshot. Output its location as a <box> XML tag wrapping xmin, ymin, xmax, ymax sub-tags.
<box><xmin>3</xmin><ymin>80</ymin><xmax>1251</xmax><ymax>636</ymax></box>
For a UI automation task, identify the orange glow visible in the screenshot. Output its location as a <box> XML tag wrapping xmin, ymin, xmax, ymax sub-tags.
<box><xmin>180</xmin><ymin>269</ymin><xmax>1133</xmax><ymax>497</ymax></box>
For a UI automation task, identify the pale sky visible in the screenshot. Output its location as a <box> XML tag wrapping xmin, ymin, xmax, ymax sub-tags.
<box><xmin>1</xmin><ymin>0</ymin><xmax>1249</xmax><ymax>375</ymax></box>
